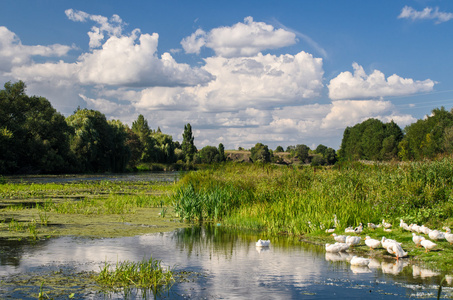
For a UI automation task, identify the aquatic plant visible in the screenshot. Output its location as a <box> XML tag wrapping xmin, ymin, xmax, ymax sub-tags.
<box><xmin>96</xmin><ymin>257</ymin><xmax>174</xmax><ymax>297</ymax></box>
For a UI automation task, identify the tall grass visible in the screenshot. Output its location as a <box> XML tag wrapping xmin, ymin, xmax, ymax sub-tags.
<box><xmin>96</xmin><ymin>257</ymin><xmax>174</xmax><ymax>297</ymax></box>
<box><xmin>171</xmin><ymin>159</ymin><xmax>453</xmax><ymax>235</ymax></box>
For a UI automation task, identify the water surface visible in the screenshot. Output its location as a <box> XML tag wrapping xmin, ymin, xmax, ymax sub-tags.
<box><xmin>1</xmin><ymin>225</ymin><xmax>451</xmax><ymax>299</ymax></box>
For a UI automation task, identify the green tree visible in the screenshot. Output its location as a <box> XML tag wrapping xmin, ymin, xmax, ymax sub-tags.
<box><xmin>198</xmin><ymin>145</ymin><xmax>220</xmax><ymax>164</ymax></box>
<box><xmin>295</xmin><ymin>144</ymin><xmax>310</xmax><ymax>163</ymax></box>
<box><xmin>66</xmin><ymin>108</ymin><xmax>114</xmax><ymax>172</ymax></box>
<box><xmin>108</xmin><ymin>120</ymin><xmax>131</xmax><ymax>172</ymax></box>
<box><xmin>182</xmin><ymin>123</ymin><xmax>197</xmax><ymax>163</ymax></box>
<box><xmin>0</xmin><ymin>81</ymin><xmax>72</xmax><ymax>174</ymax></box>
<box><xmin>275</xmin><ymin>145</ymin><xmax>284</xmax><ymax>153</ymax></box>
<box><xmin>218</xmin><ymin>143</ymin><xmax>225</xmax><ymax>161</ymax></box>
<box><xmin>250</xmin><ymin>143</ymin><xmax>271</xmax><ymax>163</ymax></box>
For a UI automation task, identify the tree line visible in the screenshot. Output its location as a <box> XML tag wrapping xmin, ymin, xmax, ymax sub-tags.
<box><xmin>338</xmin><ymin>107</ymin><xmax>453</xmax><ymax>161</ymax></box>
<box><xmin>2</xmin><ymin>81</ymin><xmax>452</xmax><ymax>174</ymax></box>
<box><xmin>0</xmin><ymin>81</ymin><xmax>213</xmax><ymax>174</ymax></box>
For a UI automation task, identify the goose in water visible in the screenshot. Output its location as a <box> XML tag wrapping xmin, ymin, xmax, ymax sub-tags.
<box><xmin>350</xmin><ymin>256</ymin><xmax>370</xmax><ymax>267</ymax></box>
<box><xmin>256</xmin><ymin>239</ymin><xmax>270</xmax><ymax>247</ymax></box>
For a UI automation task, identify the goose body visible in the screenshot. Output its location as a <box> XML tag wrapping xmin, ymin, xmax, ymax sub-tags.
<box><xmin>325</xmin><ymin>242</ymin><xmax>349</xmax><ymax>253</ymax></box>
<box><xmin>350</xmin><ymin>256</ymin><xmax>370</xmax><ymax>267</ymax></box>
<box><xmin>354</xmin><ymin>223</ymin><xmax>363</xmax><ymax>234</ymax></box>
<box><xmin>346</xmin><ymin>236</ymin><xmax>361</xmax><ymax>247</ymax></box>
<box><xmin>412</xmin><ymin>233</ymin><xmax>423</xmax><ymax>247</ymax></box>
<box><xmin>444</xmin><ymin>227</ymin><xmax>453</xmax><ymax>244</ymax></box>
<box><xmin>364</xmin><ymin>236</ymin><xmax>380</xmax><ymax>250</ymax></box>
<box><xmin>420</xmin><ymin>237</ymin><xmax>436</xmax><ymax>252</ymax></box>
<box><xmin>256</xmin><ymin>239</ymin><xmax>270</xmax><ymax>247</ymax></box>
<box><xmin>332</xmin><ymin>234</ymin><xmax>347</xmax><ymax>243</ymax></box>
<box><xmin>428</xmin><ymin>229</ymin><xmax>445</xmax><ymax>240</ymax></box>
<box><xmin>382</xmin><ymin>219</ymin><xmax>392</xmax><ymax>229</ymax></box>
<box><xmin>381</xmin><ymin>237</ymin><xmax>401</xmax><ymax>249</ymax></box>
<box><xmin>345</xmin><ymin>226</ymin><xmax>355</xmax><ymax>233</ymax></box>
<box><xmin>386</xmin><ymin>242</ymin><xmax>408</xmax><ymax>260</ymax></box>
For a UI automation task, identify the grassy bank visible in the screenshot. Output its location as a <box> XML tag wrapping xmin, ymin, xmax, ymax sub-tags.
<box><xmin>171</xmin><ymin>159</ymin><xmax>453</xmax><ymax>270</ymax></box>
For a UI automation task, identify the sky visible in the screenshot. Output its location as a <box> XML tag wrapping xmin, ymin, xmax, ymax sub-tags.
<box><xmin>1</xmin><ymin>0</ymin><xmax>453</xmax><ymax>150</ymax></box>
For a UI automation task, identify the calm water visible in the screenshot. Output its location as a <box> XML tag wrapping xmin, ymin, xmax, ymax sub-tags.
<box><xmin>0</xmin><ymin>225</ymin><xmax>452</xmax><ymax>299</ymax></box>
<box><xmin>1</xmin><ymin>173</ymin><xmax>451</xmax><ymax>299</ymax></box>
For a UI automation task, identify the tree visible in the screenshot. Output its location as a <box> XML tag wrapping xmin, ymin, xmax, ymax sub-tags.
<box><xmin>198</xmin><ymin>146</ymin><xmax>220</xmax><ymax>164</ymax></box>
<box><xmin>182</xmin><ymin>123</ymin><xmax>197</xmax><ymax>163</ymax></box>
<box><xmin>0</xmin><ymin>81</ymin><xmax>72</xmax><ymax>174</ymax></box>
<box><xmin>295</xmin><ymin>144</ymin><xmax>310</xmax><ymax>163</ymax></box>
<box><xmin>275</xmin><ymin>146</ymin><xmax>284</xmax><ymax>153</ymax></box>
<box><xmin>250</xmin><ymin>143</ymin><xmax>271</xmax><ymax>163</ymax></box>
<box><xmin>315</xmin><ymin>144</ymin><xmax>328</xmax><ymax>156</ymax></box>
<box><xmin>218</xmin><ymin>143</ymin><xmax>225</xmax><ymax>161</ymax></box>
<box><xmin>66</xmin><ymin>108</ymin><xmax>115</xmax><ymax>172</ymax></box>
<box><xmin>108</xmin><ymin>120</ymin><xmax>131</xmax><ymax>172</ymax></box>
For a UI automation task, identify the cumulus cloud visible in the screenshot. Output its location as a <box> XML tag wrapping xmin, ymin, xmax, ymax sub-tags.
<box><xmin>181</xmin><ymin>16</ymin><xmax>297</xmax><ymax>57</ymax></box>
<box><xmin>320</xmin><ymin>100</ymin><xmax>416</xmax><ymax>129</ymax></box>
<box><xmin>76</xmin><ymin>32</ymin><xmax>214</xmax><ymax>87</ymax></box>
<box><xmin>328</xmin><ymin>63</ymin><xmax>435</xmax><ymax>100</ymax></box>
<box><xmin>65</xmin><ymin>8</ymin><xmax>125</xmax><ymax>48</ymax></box>
<box><xmin>0</xmin><ymin>26</ymin><xmax>72</xmax><ymax>71</ymax></box>
<box><xmin>398</xmin><ymin>6</ymin><xmax>453</xmax><ymax>24</ymax></box>
<box><xmin>133</xmin><ymin>51</ymin><xmax>324</xmax><ymax>112</ymax></box>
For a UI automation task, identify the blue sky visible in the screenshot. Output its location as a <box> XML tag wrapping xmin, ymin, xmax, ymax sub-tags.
<box><xmin>1</xmin><ymin>0</ymin><xmax>453</xmax><ymax>150</ymax></box>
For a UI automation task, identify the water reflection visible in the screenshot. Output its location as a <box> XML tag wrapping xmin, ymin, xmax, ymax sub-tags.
<box><xmin>0</xmin><ymin>225</ymin><xmax>452</xmax><ymax>299</ymax></box>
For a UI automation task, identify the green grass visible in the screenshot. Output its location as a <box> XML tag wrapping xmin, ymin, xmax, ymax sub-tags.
<box><xmin>96</xmin><ymin>257</ymin><xmax>174</xmax><ymax>298</ymax></box>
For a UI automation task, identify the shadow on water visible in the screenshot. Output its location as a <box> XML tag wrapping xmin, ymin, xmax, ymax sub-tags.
<box><xmin>0</xmin><ymin>225</ymin><xmax>452</xmax><ymax>299</ymax></box>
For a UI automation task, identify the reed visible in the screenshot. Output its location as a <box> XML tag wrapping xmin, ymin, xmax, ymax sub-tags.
<box><xmin>96</xmin><ymin>257</ymin><xmax>174</xmax><ymax>297</ymax></box>
<box><xmin>171</xmin><ymin>159</ymin><xmax>453</xmax><ymax>235</ymax></box>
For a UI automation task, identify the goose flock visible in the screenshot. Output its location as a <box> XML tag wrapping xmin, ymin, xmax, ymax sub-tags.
<box><xmin>324</xmin><ymin>219</ymin><xmax>453</xmax><ymax>273</ymax></box>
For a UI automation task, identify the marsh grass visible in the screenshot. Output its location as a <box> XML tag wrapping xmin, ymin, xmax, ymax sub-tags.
<box><xmin>96</xmin><ymin>257</ymin><xmax>174</xmax><ymax>297</ymax></box>
<box><xmin>172</xmin><ymin>159</ymin><xmax>453</xmax><ymax>235</ymax></box>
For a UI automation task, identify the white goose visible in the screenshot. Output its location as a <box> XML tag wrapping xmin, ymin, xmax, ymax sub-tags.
<box><xmin>412</xmin><ymin>233</ymin><xmax>423</xmax><ymax>247</ymax></box>
<box><xmin>420</xmin><ymin>237</ymin><xmax>437</xmax><ymax>253</ymax></box>
<box><xmin>386</xmin><ymin>242</ymin><xmax>408</xmax><ymax>260</ymax></box>
<box><xmin>428</xmin><ymin>229</ymin><xmax>445</xmax><ymax>241</ymax></box>
<box><xmin>364</xmin><ymin>236</ymin><xmax>381</xmax><ymax>250</ymax></box>
<box><xmin>256</xmin><ymin>239</ymin><xmax>270</xmax><ymax>247</ymax></box>
<box><xmin>444</xmin><ymin>227</ymin><xmax>453</xmax><ymax>244</ymax></box>
<box><xmin>346</xmin><ymin>236</ymin><xmax>361</xmax><ymax>247</ymax></box>
<box><xmin>332</xmin><ymin>233</ymin><xmax>347</xmax><ymax>243</ymax></box>
<box><xmin>350</xmin><ymin>256</ymin><xmax>370</xmax><ymax>266</ymax></box>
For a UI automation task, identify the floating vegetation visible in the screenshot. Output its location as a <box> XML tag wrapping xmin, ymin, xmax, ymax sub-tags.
<box><xmin>96</xmin><ymin>257</ymin><xmax>175</xmax><ymax>298</ymax></box>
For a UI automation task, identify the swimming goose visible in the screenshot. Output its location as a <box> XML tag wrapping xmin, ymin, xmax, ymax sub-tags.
<box><xmin>350</xmin><ymin>256</ymin><xmax>370</xmax><ymax>267</ymax></box>
<box><xmin>256</xmin><ymin>239</ymin><xmax>270</xmax><ymax>247</ymax></box>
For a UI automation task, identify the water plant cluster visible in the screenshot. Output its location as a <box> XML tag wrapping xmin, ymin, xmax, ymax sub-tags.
<box><xmin>0</xmin><ymin>178</ymin><xmax>180</xmax><ymax>240</ymax></box>
<box><xmin>96</xmin><ymin>256</ymin><xmax>175</xmax><ymax>298</ymax></box>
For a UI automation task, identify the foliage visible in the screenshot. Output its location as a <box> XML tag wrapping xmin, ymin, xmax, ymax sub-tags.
<box><xmin>0</xmin><ymin>81</ymin><xmax>73</xmax><ymax>174</ymax></box>
<box><xmin>275</xmin><ymin>146</ymin><xmax>284</xmax><ymax>153</ymax></box>
<box><xmin>339</xmin><ymin>118</ymin><xmax>403</xmax><ymax>161</ymax></box>
<box><xmin>250</xmin><ymin>143</ymin><xmax>271</xmax><ymax>163</ymax></box>
<box><xmin>399</xmin><ymin>107</ymin><xmax>453</xmax><ymax>160</ymax></box>
<box><xmin>182</xmin><ymin>123</ymin><xmax>197</xmax><ymax>163</ymax></box>
<box><xmin>198</xmin><ymin>145</ymin><xmax>221</xmax><ymax>164</ymax></box>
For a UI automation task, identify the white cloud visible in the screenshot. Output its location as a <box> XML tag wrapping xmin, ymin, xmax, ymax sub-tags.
<box><xmin>328</xmin><ymin>63</ymin><xmax>435</xmax><ymax>100</ymax></box>
<box><xmin>320</xmin><ymin>99</ymin><xmax>415</xmax><ymax>130</ymax></box>
<box><xmin>65</xmin><ymin>9</ymin><xmax>125</xmax><ymax>48</ymax></box>
<box><xmin>0</xmin><ymin>26</ymin><xmax>72</xmax><ymax>71</ymax></box>
<box><xmin>79</xmin><ymin>94</ymin><xmax>133</xmax><ymax>116</ymax></box>
<box><xmin>398</xmin><ymin>6</ymin><xmax>453</xmax><ymax>24</ymax></box>
<box><xmin>181</xmin><ymin>17</ymin><xmax>297</xmax><ymax>57</ymax></box>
